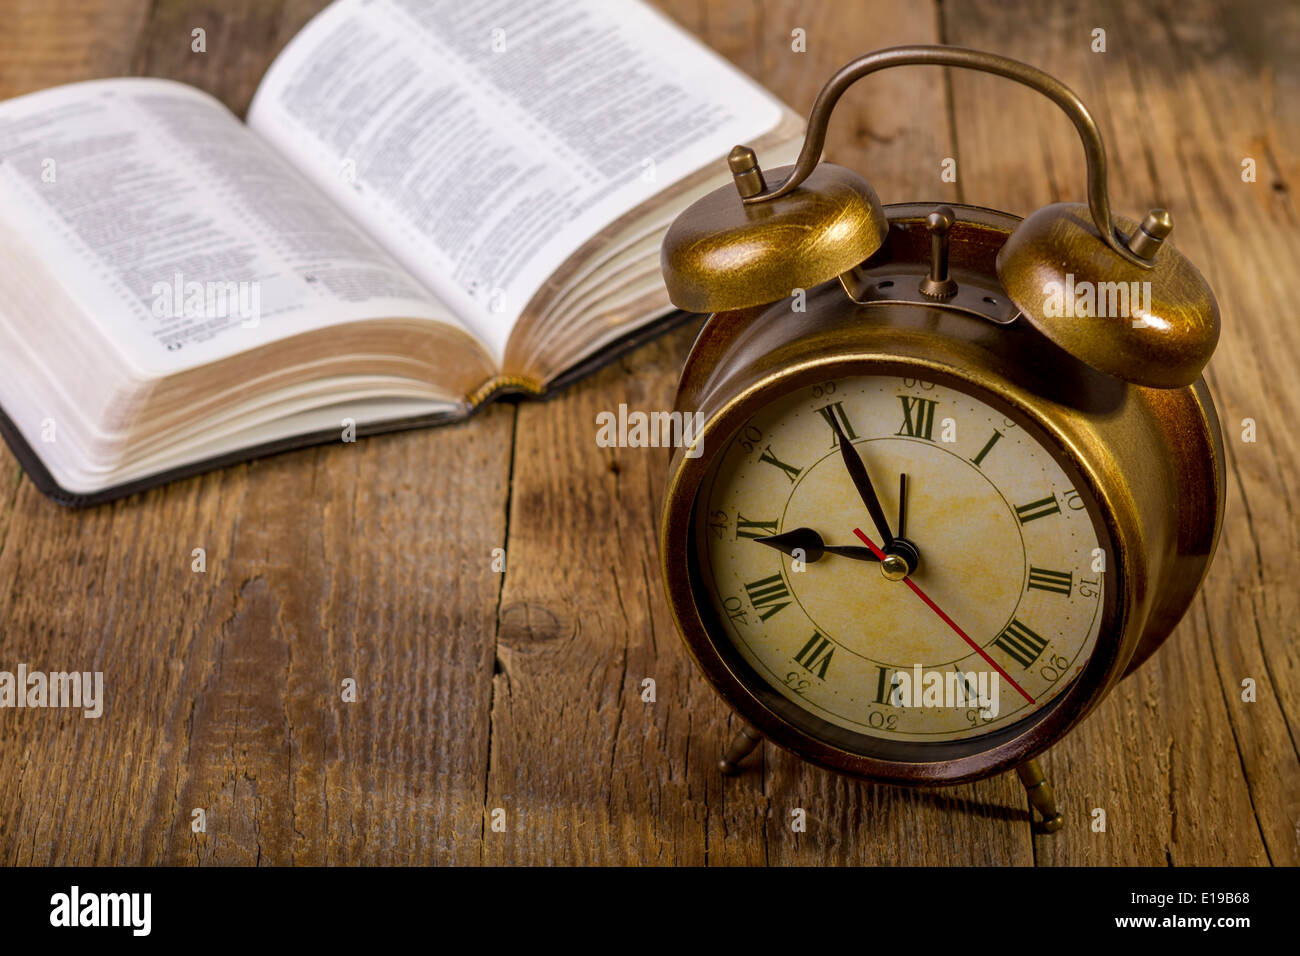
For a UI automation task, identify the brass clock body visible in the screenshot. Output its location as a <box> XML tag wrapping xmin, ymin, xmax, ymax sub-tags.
<box><xmin>659</xmin><ymin>202</ymin><xmax>1225</xmax><ymax>787</ymax></box>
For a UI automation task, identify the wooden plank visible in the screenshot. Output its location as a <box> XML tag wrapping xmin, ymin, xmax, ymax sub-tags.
<box><xmin>478</xmin><ymin>330</ymin><xmax>713</xmax><ymax>865</ymax></box>
<box><xmin>947</xmin><ymin>0</ymin><xmax>1286</xmax><ymax>864</ymax></box>
<box><xmin>0</xmin><ymin>0</ymin><xmax>151</xmax><ymax>99</ymax></box>
<box><xmin>0</xmin><ymin>412</ymin><xmax>513</xmax><ymax>864</ymax></box>
<box><xmin>128</xmin><ymin>0</ymin><xmax>300</xmax><ymax>115</ymax></box>
<box><xmin>484</xmin><ymin>0</ymin><xmax>1034</xmax><ymax>867</ymax></box>
<box><xmin>0</xmin><ymin>0</ymin><xmax>512</xmax><ymax>865</ymax></box>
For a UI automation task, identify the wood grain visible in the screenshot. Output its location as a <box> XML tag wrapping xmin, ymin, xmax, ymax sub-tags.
<box><xmin>0</xmin><ymin>0</ymin><xmax>1292</xmax><ymax>865</ymax></box>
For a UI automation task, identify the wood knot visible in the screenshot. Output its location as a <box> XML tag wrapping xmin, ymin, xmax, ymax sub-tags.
<box><xmin>497</xmin><ymin>601</ymin><xmax>574</xmax><ymax>648</ymax></box>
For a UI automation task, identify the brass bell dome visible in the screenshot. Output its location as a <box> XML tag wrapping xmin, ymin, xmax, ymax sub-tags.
<box><xmin>661</xmin><ymin>149</ymin><xmax>888</xmax><ymax>314</ymax></box>
<box><xmin>997</xmin><ymin>203</ymin><xmax>1220</xmax><ymax>389</ymax></box>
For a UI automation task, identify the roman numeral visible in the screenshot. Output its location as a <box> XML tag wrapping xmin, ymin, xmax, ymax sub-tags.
<box><xmin>970</xmin><ymin>429</ymin><xmax>1003</xmax><ymax>467</ymax></box>
<box><xmin>794</xmin><ymin>632</ymin><xmax>835</xmax><ymax>679</ymax></box>
<box><xmin>744</xmin><ymin>574</ymin><xmax>791</xmax><ymax>621</ymax></box>
<box><xmin>758</xmin><ymin>445</ymin><xmax>801</xmax><ymax>482</ymax></box>
<box><xmin>735</xmin><ymin>515</ymin><xmax>778</xmax><ymax>539</ymax></box>
<box><xmin>1027</xmin><ymin>566</ymin><xmax>1073</xmax><ymax>595</ymax></box>
<box><xmin>1015</xmin><ymin>494</ymin><xmax>1060</xmax><ymax>523</ymax></box>
<box><xmin>815</xmin><ymin>401</ymin><xmax>857</xmax><ymax>445</ymax></box>
<box><xmin>993</xmin><ymin>618</ymin><xmax>1049</xmax><ymax>668</ymax></box>
<box><xmin>875</xmin><ymin>666</ymin><xmax>902</xmax><ymax>705</ymax></box>
<box><xmin>896</xmin><ymin>396</ymin><xmax>938</xmax><ymax>440</ymax></box>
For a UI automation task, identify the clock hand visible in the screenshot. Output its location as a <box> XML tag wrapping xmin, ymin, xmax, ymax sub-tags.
<box><xmin>880</xmin><ymin>472</ymin><xmax>921</xmax><ymax>578</ymax></box>
<box><xmin>754</xmin><ymin>528</ymin><xmax>881</xmax><ymax>563</ymax></box>
<box><xmin>828</xmin><ymin>414</ymin><xmax>895</xmax><ymax>548</ymax></box>
<box><xmin>851</xmin><ymin>527</ymin><xmax>1036</xmax><ymax>705</ymax></box>
<box><xmin>897</xmin><ymin>473</ymin><xmax>908</xmax><ymax>539</ymax></box>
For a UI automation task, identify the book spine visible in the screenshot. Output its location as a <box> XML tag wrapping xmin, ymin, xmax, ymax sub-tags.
<box><xmin>467</xmin><ymin>375</ymin><xmax>546</xmax><ymax>408</ymax></box>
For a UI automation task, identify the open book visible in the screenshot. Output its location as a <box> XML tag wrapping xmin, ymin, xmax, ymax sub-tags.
<box><xmin>0</xmin><ymin>0</ymin><xmax>802</xmax><ymax>504</ymax></box>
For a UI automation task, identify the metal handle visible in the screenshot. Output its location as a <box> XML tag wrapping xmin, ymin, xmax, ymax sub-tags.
<box><xmin>746</xmin><ymin>45</ymin><xmax>1149</xmax><ymax>266</ymax></box>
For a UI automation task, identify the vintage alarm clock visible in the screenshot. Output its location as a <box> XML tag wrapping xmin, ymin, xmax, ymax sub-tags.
<box><xmin>658</xmin><ymin>46</ymin><xmax>1223</xmax><ymax>832</ymax></box>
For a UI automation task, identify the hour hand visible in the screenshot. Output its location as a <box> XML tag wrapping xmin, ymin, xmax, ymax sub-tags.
<box><xmin>754</xmin><ymin>527</ymin><xmax>881</xmax><ymax>563</ymax></box>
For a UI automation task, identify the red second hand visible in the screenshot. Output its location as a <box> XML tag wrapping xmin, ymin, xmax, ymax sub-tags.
<box><xmin>852</xmin><ymin>528</ymin><xmax>1036</xmax><ymax>705</ymax></box>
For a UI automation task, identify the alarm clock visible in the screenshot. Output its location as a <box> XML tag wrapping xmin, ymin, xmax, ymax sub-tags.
<box><xmin>657</xmin><ymin>46</ymin><xmax>1224</xmax><ymax>832</ymax></box>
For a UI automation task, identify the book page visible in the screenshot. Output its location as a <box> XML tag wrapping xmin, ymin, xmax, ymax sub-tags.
<box><xmin>0</xmin><ymin>78</ymin><xmax>467</xmax><ymax>378</ymax></box>
<box><xmin>248</xmin><ymin>0</ymin><xmax>787</xmax><ymax>361</ymax></box>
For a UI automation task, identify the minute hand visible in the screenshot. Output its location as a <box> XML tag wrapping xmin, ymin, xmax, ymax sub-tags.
<box><xmin>829</xmin><ymin>415</ymin><xmax>895</xmax><ymax>548</ymax></box>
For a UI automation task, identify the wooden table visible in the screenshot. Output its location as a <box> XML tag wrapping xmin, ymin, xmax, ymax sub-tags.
<box><xmin>1</xmin><ymin>0</ymin><xmax>1295</xmax><ymax>866</ymax></box>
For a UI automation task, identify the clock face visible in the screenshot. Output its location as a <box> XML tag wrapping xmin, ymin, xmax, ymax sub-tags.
<box><xmin>694</xmin><ymin>374</ymin><xmax>1109</xmax><ymax>747</ymax></box>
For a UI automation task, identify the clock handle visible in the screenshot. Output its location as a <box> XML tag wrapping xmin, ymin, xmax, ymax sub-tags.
<box><xmin>744</xmin><ymin>45</ymin><xmax>1156</xmax><ymax>269</ymax></box>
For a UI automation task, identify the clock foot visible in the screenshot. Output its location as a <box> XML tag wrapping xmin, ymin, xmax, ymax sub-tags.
<box><xmin>1016</xmin><ymin>759</ymin><xmax>1065</xmax><ymax>833</ymax></box>
<box><xmin>719</xmin><ymin>723</ymin><xmax>764</xmax><ymax>775</ymax></box>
